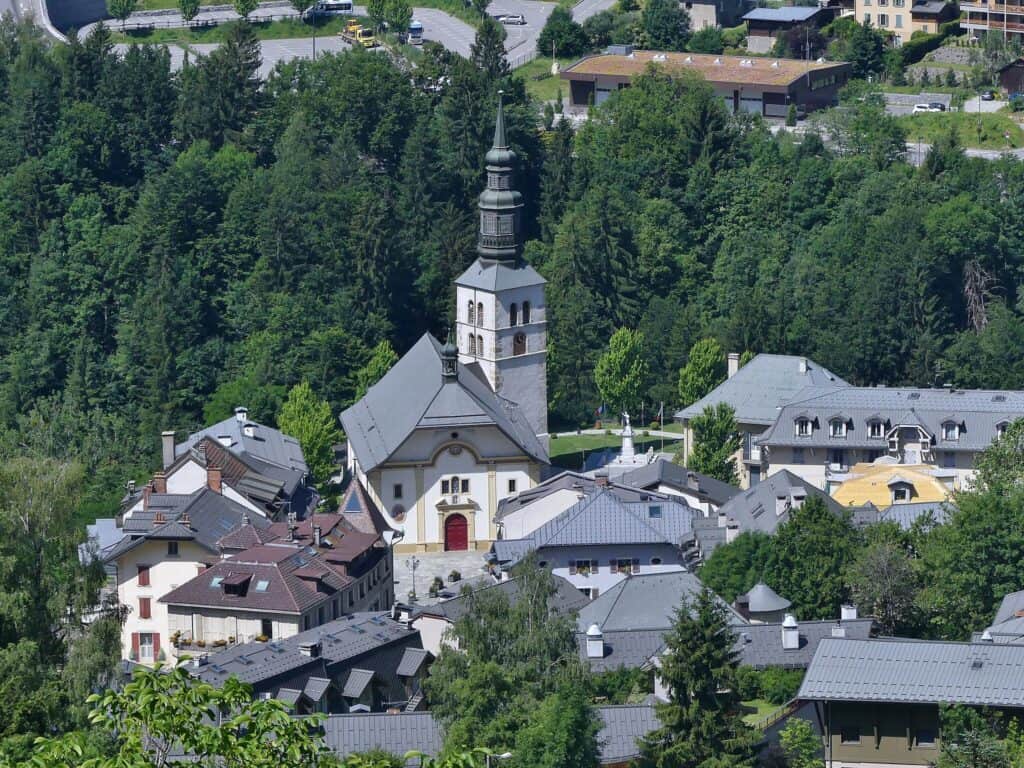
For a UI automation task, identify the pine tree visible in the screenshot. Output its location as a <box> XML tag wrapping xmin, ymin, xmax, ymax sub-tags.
<box><xmin>471</xmin><ymin>17</ymin><xmax>510</xmax><ymax>80</ymax></box>
<box><xmin>179</xmin><ymin>0</ymin><xmax>200</xmax><ymax>22</ymax></box>
<box><xmin>107</xmin><ymin>0</ymin><xmax>137</xmax><ymax>29</ymax></box>
<box><xmin>639</xmin><ymin>587</ymin><xmax>756</xmax><ymax>768</ymax></box>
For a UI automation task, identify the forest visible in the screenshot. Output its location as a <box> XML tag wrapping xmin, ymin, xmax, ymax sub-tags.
<box><xmin>0</xmin><ymin>14</ymin><xmax>1023</xmax><ymax>512</ymax></box>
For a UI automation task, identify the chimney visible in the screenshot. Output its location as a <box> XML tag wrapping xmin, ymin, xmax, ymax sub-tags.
<box><xmin>595</xmin><ymin>470</ymin><xmax>609</xmax><ymax>488</ymax></box>
<box><xmin>831</xmin><ymin>622</ymin><xmax>846</xmax><ymax>638</ymax></box>
<box><xmin>686</xmin><ymin>471</ymin><xmax>700</xmax><ymax>491</ymax></box>
<box><xmin>161</xmin><ymin>430</ymin><xmax>176</xmax><ymax>469</ymax></box>
<box><xmin>153</xmin><ymin>472</ymin><xmax>167</xmax><ymax>494</ymax></box>
<box><xmin>298</xmin><ymin>640</ymin><xmax>321</xmax><ymax>658</ymax></box>
<box><xmin>142</xmin><ymin>485</ymin><xmax>151</xmax><ymax>511</ymax></box>
<box><xmin>234</xmin><ymin>406</ymin><xmax>249</xmax><ymax>423</ymax></box>
<box><xmin>314</xmin><ymin>525</ymin><xmax>322</xmax><ymax>548</ymax></box>
<box><xmin>782</xmin><ymin>614</ymin><xmax>799</xmax><ymax>650</ymax></box>
<box><xmin>207</xmin><ymin>465</ymin><xmax>222</xmax><ymax>494</ymax></box>
<box><xmin>727</xmin><ymin>352</ymin><xmax>740</xmax><ymax>378</ymax></box>
<box><xmin>243</xmin><ymin>422</ymin><xmax>256</xmax><ymax>439</ymax></box>
<box><xmin>586</xmin><ymin>624</ymin><xmax>605</xmax><ymax>659</ymax></box>
<box><xmin>798</xmin><ymin>357</ymin><xmax>808</xmax><ymax>374</ymax></box>
<box><xmin>180</xmin><ymin>511</ymin><xmax>191</xmax><ymax>528</ymax></box>
<box><xmin>717</xmin><ymin>509</ymin><xmax>727</xmax><ymax>528</ymax></box>
<box><xmin>127</xmin><ymin>479</ymin><xmax>136</xmax><ymax>495</ymax></box>
<box><xmin>775</xmin><ymin>495</ymin><xmax>789</xmax><ymax>517</ymax></box>
<box><xmin>840</xmin><ymin>604</ymin><xmax>858</xmax><ymax>621</ymax></box>
<box><xmin>153</xmin><ymin>511</ymin><xmax>166</xmax><ymax>526</ymax></box>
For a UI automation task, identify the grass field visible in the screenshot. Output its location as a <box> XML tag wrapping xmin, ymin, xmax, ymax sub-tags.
<box><xmin>898</xmin><ymin>110</ymin><xmax>1024</xmax><ymax>150</ymax></box>
<box><xmin>517</xmin><ymin>56</ymin><xmax>574</xmax><ymax>102</ymax></box>
<box><xmin>741</xmin><ymin>699</ymin><xmax>781</xmax><ymax>727</ymax></box>
<box><xmin>111</xmin><ymin>15</ymin><xmax>358</xmax><ymax>43</ymax></box>
<box><xmin>548</xmin><ymin>432</ymin><xmax>682</xmax><ymax>470</ymax></box>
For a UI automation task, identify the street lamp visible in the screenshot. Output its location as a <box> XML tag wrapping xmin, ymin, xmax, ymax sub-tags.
<box><xmin>405</xmin><ymin>555</ymin><xmax>421</xmax><ymax>601</ymax></box>
<box><xmin>486</xmin><ymin>752</ymin><xmax>513</xmax><ymax>768</ymax></box>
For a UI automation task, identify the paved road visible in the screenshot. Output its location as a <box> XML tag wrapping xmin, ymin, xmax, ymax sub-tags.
<box><xmin>883</xmin><ymin>91</ymin><xmax>952</xmax><ymax>117</ymax></box>
<box><xmin>570</xmin><ymin>0</ymin><xmax>611</xmax><ymax>23</ymax></box>
<box><xmin>962</xmin><ymin>95</ymin><xmax>1009</xmax><ymax>114</ymax></box>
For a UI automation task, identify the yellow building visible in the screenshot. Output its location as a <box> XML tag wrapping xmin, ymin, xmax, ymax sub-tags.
<box><xmin>832</xmin><ymin>461</ymin><xmax>952</xmax><ymax>510</ymax></box>
<box><xmin>855</xmin><ymin>0</ymin><xmax>958</xmax><ymax>46</ymax></box>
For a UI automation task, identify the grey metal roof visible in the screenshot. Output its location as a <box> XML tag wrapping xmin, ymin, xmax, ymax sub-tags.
<box><xmin>342</xmin><ymin>668</ymin><xmax>375</xmax><ymax>698</ymax></box>
<box><xmin>178</xmin><ymin>413</ymin><xmax>309</xmax><ymax>477</ymax></box>
<box><xmin>912</xmin><ymin>0</ymin><xmax>949</xmax><ymax>14</ymax></box>
<box><xmin>577</xmin><ymin>571</ymin><xmax>746</xmax><ymax>633</ymax></box>
<box><xmin>758</xmin><ymin>387</ymin><xmax>1024</xmax><ymax>451</ymax></box>
<box><xmin>396</xmin><ymin>648</ymin><xmax>431</xmax><ymax>677</ymax></box>
<box><xmin>194</xmin><ymin>612</ymin><xmax>418</xmax><ymax>687</ymax></box>
<box><xmin>740</xmin><ymin>582</ymin><xmax>791</xmax><ymax>613</ymax></box>
<box><xmin>492</xmin><ymin>489</ymin><xmax>695</xmax><ymax>566</ymax></box>
<box><xmin>340</xmin><ymin>334</ymin><xmax>548</xmax><ymax>473</ymax></box>
<box><xmin>799</xmin><ymin>638</ymin><xmax>1024</xmax><ymax>707</ymax></box>
<box><xmin>454</xmin><ymin>257</ymin><xmax>546</xmax><ymax>291</ymax></box>
<box><xmin>743</xmin><ymin>6</ymin><xmax>820</xmax><ymax>21</ymax></box>
<box><xmin>495</xmin><ymin>470</ymin><xmax>679</xmax><ymax>521</ymax></box>
<box><xmin>416</xmin><ymin>574</ymin><xmax>588</xmax><ymax>622</ymax></box>
<box><xmin>304</xmin><ymin>676</ymin><xmax>332</xmax><ymax>702</ymax></box>
<box><xmin>675</xmin><ymin>354</ymin><xmax>849</xmax><ymax>426</ymax></box>
<box><xmin>879</xmin><ymin>501</ymin><xmax>950</xmax><ymax>530</ymax></box>
<box><xmin>618</xmin><ymin>460</ymin><xmax>740</xmax><ymax>508</ymax></box>
<box><xmin>580</xmin><ymin>629</ymin><xmax>671</xmax><ymax>672</ymax></box>
<box><xmin>737</xmin><ymin>618</ymin><xmax>874</xmax><ymax>669</ymax></box>
<box><xmin>717</xmin><ymin>470</ymin><xmax>847</xmax><ymax>537</ymax></box>
<box><xmin>320</xmin><ymin>705</ymin><xmax>657</xmax><ymax>766</ymax></box>
<box><xmin>980</xmin><ymin>590</ymin><xmax>1024</xmax><ymax>643</ymax></box>
<box><xmin>276</xmin><ymin>687</ymin><xmax>302</xmax><ymax>705</ymax></box>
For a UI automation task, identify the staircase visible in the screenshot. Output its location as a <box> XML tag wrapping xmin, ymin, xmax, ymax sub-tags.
<box><xmin>405</xmin><ymin>691</ymin><xmax>424</xmax><ymax>712</ymax></box>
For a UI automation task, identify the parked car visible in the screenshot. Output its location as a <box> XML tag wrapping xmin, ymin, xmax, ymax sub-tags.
<box><xmin>928</xmin><ymin>102</ymin><xmax>947</xmax><ymax>112</ymax></box>
<box><xmin>912</xmin><ymin>104</ymin><xmax>934</xmax><ymax>113</ymax></box>
<box><xmin>498</xmin><ymin>13</ymin><xmax>526</xmax><ymax>24</ymax></box>
<box><xmin>981</xmin><ymin>90</ymin><xmax>996</xmax><ymax>101</ymax></box>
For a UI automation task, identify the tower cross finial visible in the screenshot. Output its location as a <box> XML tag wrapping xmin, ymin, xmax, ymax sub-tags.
<box><xmin>493</xmin><ymin>89</ymin><xmax>507</xmax><ymax>150</ymax></box>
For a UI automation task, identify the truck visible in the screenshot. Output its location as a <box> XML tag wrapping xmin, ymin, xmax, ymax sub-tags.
<box><xmin>341</xmin><ymin>19</ymin><xmax>377</xmax><ymax>47</ymax></box>
<box><xmin>407</xmin><ymin>19</ymin><xmax>423</xmax><ymax>44</ymax></box>
<box><xmin>317</xmin><ymin>0</ymin><xmax>353</xmax><ymax>13</ymax></box>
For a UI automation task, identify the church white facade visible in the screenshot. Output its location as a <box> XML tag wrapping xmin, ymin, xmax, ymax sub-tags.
<box><xmin>340</xmin><ymin>97</ymin><xmax>550</xmax><ymax>554</ymax></box>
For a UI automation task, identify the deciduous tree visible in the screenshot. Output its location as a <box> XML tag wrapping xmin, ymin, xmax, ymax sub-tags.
<box><xmin>687</xmin><ymin>403</ymin><xmax>739</xmax><ymax>485</ymax></box>
<box><xmin>594</xmin><ymin>328</ymin><xmax>649</xmax><ymax>416</ymax></box>
<box><xmin>277</xmin><ymin>381</ymin><xmax>340</xmax><ymax>487</ymax></box>
<box><xmin>678</xmin><ymin>338</ymin><xmax>725</xmax><ymax>408</ymax></box>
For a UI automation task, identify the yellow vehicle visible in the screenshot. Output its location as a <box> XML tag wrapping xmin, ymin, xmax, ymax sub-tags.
<box><xmin>344</xmin><ymin>17</ymin><xmax>360</xmax><ymax>33</ymax></box>
<box><xmin>354</xmin><ymin>27</ymin><xmax>376</xmax><ymax>47</ymax></box>
<box><xmin>341</xmin><ymin>20</ymin><xmax>377</xmax><ymax>47</ymax></box>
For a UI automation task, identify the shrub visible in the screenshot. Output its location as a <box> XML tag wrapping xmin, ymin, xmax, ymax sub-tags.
<box><xmin>735</xmin><ymin>666</ymin><xmax>761</xmax><ymax>700</ymax></box>
<box><xmin>687</xmin><ymin>25</ymin><xmax>723</xmax><ymax>54</ymax></box>
<box><xmin>448</xmin><ymin>570</ymin><xmax>461</xmax><ymax>583</ymax></box>
<box><xmin>604</xmin><ymin>428</ymin><xmax>612</xmax><ymax>435</ymax></box>
<box><xmin>786</xmin><ymin>103</ymin><xmax>797</xmax><ymax>126</ymax></box>
<box><xmin>720</xmin><ymin>22</ymin><xmax>745</xmax><ymax>48</ymax></box>
<box><xmin>429</xmin><ymin>576</ymin><xmax>444</xmax><ymax>596</ymax></box>
<box><xmin>255</xmin><ymin>634</ymin><xmax>269</xmax><ymax>642</ymax></box>
<box><xmin>759</xmin><ymin>667</ymin><xmax>804</xmax><ymax>705</ymax></box>
<box><xmin>213</xmin><ymin>639</ymin><xmax>227</xmax><ymax>648</ymax></box>
<box><xmin>195</xmin><ymin>640</ymin><xmax>206</xmax><ymax>648</ymax></box>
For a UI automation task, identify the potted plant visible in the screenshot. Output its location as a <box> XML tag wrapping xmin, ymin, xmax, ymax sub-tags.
<box><xmin>255</xmin><ymin>634</ymin><xmax>269</xmax><ymax>643</ymax></box>
<box><xmin>448</xmin><ymin>570</ymin><xmax>461</xmax><ymax>584</ymax></box>
<box><xmin>429</xmin><ymin>577</ymin><xmax>444</xmax><ymax>597</ymax></box>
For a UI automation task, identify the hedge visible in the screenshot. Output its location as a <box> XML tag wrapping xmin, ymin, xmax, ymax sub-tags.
<box><xmin>899</xmin><ymin>19</ymin><xmax>961</xmax><ymax>65</ymax></box>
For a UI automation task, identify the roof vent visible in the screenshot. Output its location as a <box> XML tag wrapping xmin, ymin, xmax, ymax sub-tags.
<box><xmin>586</xmin><ymin>624</ymin><xmax>604</xmax><ymax>659</ymax></box>
<box><xmin>653</xmin><ymin>53</ymin><xmax>667</xmax><ymax>61</ymax></box>
<box><xmin>684</xmin><ymin>55</ymin><xmax>692</xmax><ymax>63</ymax></box>
<box><xmin>782</xmin><ymin>614</ymin><xmax>799</xmax><ymax>650</ymax></box>
<box><xmin>243</xmin><ymin>422</ymin><xmax>257</xmax><ymax>438</ymax></box>
<box><xmin>713</xmin><ymin>57</ymin><xmax>722</xmax><ymax>65</ymax></box>
<box><xmin>972</xmin><ymin>658</ymin><xmax>984</xmax><ymax>669</ymax></box>
<box><xmin>771</xmin><ymin>60</ymin><xmax>780</xmax><ymax>68</ymax></box>
<box><xmin>234</xmin><ymin>406</ymin><xmax>249</xmax><ymax>423</ymax></box>
<box><xmin>994</xmin><ymin>394</ymin><xmax>1007</xmax><ymax>402</ymax></box>
<box><xmin>831</xmin><ymin>622</ymin><xmax>846</xmax><ymax>638</ymax></box>
<box><xmin>981</xmin><ymin>629</ymin><xmax>994</xmax><ymax>642</ymax></box>
<box><xmin>816</xmin><ymin>56</ymin><xmax>826</xmax><ymax>63</ymax></box>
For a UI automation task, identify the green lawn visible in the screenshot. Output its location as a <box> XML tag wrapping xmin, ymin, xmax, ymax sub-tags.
<box><xmin>741</xmin><ymin>699</ymin><xmax>782</xmax><ymax>727</ymax></box>
<box><xmin>110</xmin><ymin>15</ymin><xmax>358</xmax><ymax>43</ymax></box>
<box><xmin>548</xmin><ymin>432</ymin><xmax>682</xmax><ymax>471</ymax></box>
<box><xmin>516</xmin><ymin>56</ymin><xmax>574</xmax><ymax>103</ymax></box>
<box><xmin>898</xmin><ymin>111</ymin><xmax>1024</xmax><ymax>150</ymax></box>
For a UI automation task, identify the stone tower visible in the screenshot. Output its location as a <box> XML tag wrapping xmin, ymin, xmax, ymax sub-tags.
<box><xmin>454</xmin><ymin>94</ymin><xmax>548</xmax><ymax>438</ymax></box>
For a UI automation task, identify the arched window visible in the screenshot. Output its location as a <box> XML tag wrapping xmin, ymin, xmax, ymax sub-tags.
<box><xmin>467</xmin><ymin>301</ymin><xmax>475</xmax><ymax>325</ymax></box>
<box><xmin>477</xmin><ymin>335</ymin><xmax>484</xmax><ymax>357</ymax></box>
<box><xmin>469</xmin><ymin>335</ymin><xmax>476</xmax><ymax>355</ymax></box>
<box><xmin>509</xmin><ymin>303</ymin><xmax>518</xmax><ymax>326</ymax></box>
<box><xmin>477</xmin><ymin>302</ymin><xmax>484</xmax><ymax>327</ymax></box>
<box><xmin>513</xmin><ymin>332</ymin><xmax>527</xmax><ymax>356</ymax></box>
<box><xmin>522</xmin><ymin>301</ymin><xmax>531</xmax><ymax>324</ymax></box>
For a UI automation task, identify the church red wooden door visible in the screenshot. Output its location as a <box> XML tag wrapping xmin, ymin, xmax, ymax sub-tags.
<box><xmin>444</xmin><ymin>514</ymin><xmax>468</xmax><ymax>551</ymax></box>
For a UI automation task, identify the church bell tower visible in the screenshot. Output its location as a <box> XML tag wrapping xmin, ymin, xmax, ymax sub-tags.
<box><xmin>454</xmin><ymin>93</ymin><xmax>548</xmax><ymax>438</ymax></box>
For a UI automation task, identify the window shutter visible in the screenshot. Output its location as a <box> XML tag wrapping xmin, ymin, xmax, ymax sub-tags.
<box><xmin>631</xmin><ymin>558</ymin><xmax>640</xmax><ymax>574</ymax></box>
<box><xmin>569</xmin><ymin>560</ymin><xmax>577</xmax><ymax>575</ymax></box>
<box><xmin>139</xmin><ymin>598</ymin><xmax>151</xmax><ymax>619</ymax></box>
<box><xmin>609</xmin><ymin>559</ymin><xmax>617</xmax><ymax>574</ymax></box>
<box><xmin>138</xmin><ymin>565</ymin><xmax>150</xmax><ymax>587</ymax></box>
<box><xmin>153</xmin><ymin>633</ymin><xmax>161</xmax><ymax>659</ymax></box>
<box><xmin>131</xmin><ymin>632</ymin><xmax>140</xmax><ymax>658</ymax></box>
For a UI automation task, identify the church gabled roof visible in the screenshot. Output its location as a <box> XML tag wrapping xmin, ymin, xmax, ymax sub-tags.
<box><xmin>455</xmin><ymin>259</ymin><xmax>546</xmax><ymax>291</ymax></box>
<box><xmin>340</xmin><ymin>334</ymin><xmax>548</xmax><ymax>473</ymax></box>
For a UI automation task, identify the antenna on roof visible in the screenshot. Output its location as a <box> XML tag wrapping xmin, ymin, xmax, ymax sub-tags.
<box><xmin>287</xmin><ymin>511</ymin><xmax>298</xmax><ymax>542</ymax></box>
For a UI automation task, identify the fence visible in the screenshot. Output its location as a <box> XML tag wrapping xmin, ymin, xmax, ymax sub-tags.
<box><xmin>508</xmin><ymin>47</ymin><xmax>538</xmax><ymax>69</ymax></box>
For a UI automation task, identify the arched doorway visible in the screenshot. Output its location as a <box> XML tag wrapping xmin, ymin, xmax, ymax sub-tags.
<box><xmin>444</xmin><ymin>514</ymin><xmax>468</xmax><ymax>551</ymax></box>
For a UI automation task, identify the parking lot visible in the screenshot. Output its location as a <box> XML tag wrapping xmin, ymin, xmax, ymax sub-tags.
<box><xmin>884</xmin><ymin>92</ymin><xmax>953</xmax><ymax>116</ymax></box>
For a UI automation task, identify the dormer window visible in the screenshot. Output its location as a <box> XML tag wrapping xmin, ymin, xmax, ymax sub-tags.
<box><xmin>942</xmin><ymin>421</ymin><xmax>959</xmax><ymax>441</ymax></box>
<box><xmin>868</xmin><ymin>420</ymin><xmax>884</xmax><ymax>439</ymax></box>
<box><xmin>829</xmin><ymin>419</ymin><xmax>847</xmax><ymax>438</ymax></box>
<box><xmin>892</xmin><ymin>486</ymin><xmax>910</xmax><ymax>503</ymax></box>
<box><xmin>795</xmin><ymin>418</ymin><xmax>812</xmax><ymax>437</ymax></box>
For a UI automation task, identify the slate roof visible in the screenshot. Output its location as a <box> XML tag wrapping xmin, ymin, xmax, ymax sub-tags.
<box><xmin>193</xmin><ymin>612</ymin><xmax>417</xmax><ymax>687</ymax></box>
<box><xmin>717</xmin><ymin>470</ymin><xmax>847</xmax><ymax>537</ymax></box>
<box><xmin>799</xmin><ymin>638</ymin><xmax>1024</xmax><ymax>707</ymax></box>
<box><xmin>675</xmin><ymin>354</ymin><xmax>849</xmax><ymax>425</ymax></box>
<box><xmin>495</xmin><ymin>471</ymin><xmax>675</xmax><ymax>520</ymax></box>
<box><xmin>911</xmin><ymin>0</ymin><xmax>950</xmax><ymax>14</ymax></box>
<box><xmin>618</xmin><ymin>459</ymin><xmax>740</xmax><ymax>508</ymax></box>
<box><xmin>576</xmin><ymin>572</ymin><xmax>746</xmax><ymax>671</ymax></box>
<box><xmin>739</xmin><ymin>582</ymin><xmax>791</xmax><ymax>613</ymax></box>
<box><xmin>178</xmin><ymin>412</ymin><xmax>309</xmax><ymax>478</ymax></box>
<box><xmin>879</xmin><ymin>500</ymin><xmax>950</xmax><ymax>530</ymax></box>
<box><xmin>342</xmin><ymin>668</ymin><xmax>375</xmax><ymax>698</ymax></box>
<box><xmin>320</xmin><ymin>705</ymin><xmax>658</xmax><ymax>766</ymax></box>
<box><xmin>416</xmin><ymin>574</ymin><xmax>589</xmax><ymax>622</ymax></box>
<box><xmin>396</xmin><ymin>648</ymin><xmax>432</xmax><ymax>677</ymax></box>
<box><xmin>340</xmin><ymin>334</ymin><xmax>548</xmax><ymax>474</ymax></box>
<box><xmin>737</xmin><ymin>618</ymin><xmax>874</xmax><ymax>669</ymax></box>
<box><xmin>304</xmin><ymin>676</ymin><xmax>332</xmax><ymax>702</ymax></box>
<box><xmin>758</xmin><ymin>387</ymin><xmax>1024</xmax><ymax>451</ymax></box>
<box><xmin>455</xmin><ymin>257</ymin><xmax>547</xmax><ymax>291</ymax></box>
<box><xmin>743</xmin><ymin>5</ymin><xmax>821</xmax><ymax>21</ymax></box>
<box><xmin>339</xmin><ymin>481</ymin><xmax>394</xmax><ymax>537</ymax></box>
<box><xmin>492</xmin><ymin>489</ymin><xmax>696</xmax><ymax>566</ymax></box>
<box><xmin>104</xmin><ymin>488</ymin><xmax>272</xmax><ymax>562</ymax></box>
<box><xmin>981</xmin><ymin>590</ymin><xmax>1024</xmax><ymax>643</ymax></box>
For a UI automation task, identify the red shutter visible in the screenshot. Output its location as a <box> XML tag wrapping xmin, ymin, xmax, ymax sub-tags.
<box><xmin>153</xmin><ymin>633</ymin><xmax>161</xmax><ymax>660</ymax></box>
<box><xmin>131</xmin><ymin>632</ymin><xmax>140</xmax><ymax>658</ymax></box>
<box><xmin>139</xmin><ymin>598</ymin><xmax>151</xmax><ymax>619</ymax></box>
<box><xmin>137</xmin><ymin>565</ymin><xmax>150</xmax><ymax>587</ymax></box>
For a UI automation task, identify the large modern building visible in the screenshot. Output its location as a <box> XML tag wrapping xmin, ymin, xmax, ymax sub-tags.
<box><xmin>743</xmin><ymin>6</ymin><xmax>835</xmax><ymax>54</ymax></box>
<box><xmin>340</xmin><ymin>98</ymin><xmax>550</xmax><ymax>555</ymax></box>
<box><xmin>560</xmin><ymin>48</ymin><xmax>851</xmax><ymax>117</ymax></box>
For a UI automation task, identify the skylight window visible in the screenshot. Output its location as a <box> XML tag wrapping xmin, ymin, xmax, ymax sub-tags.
<box><xmin>210</xmin><ymin>576</ymin><xmax>224</xmax><ymax>588</ymax></box>
<box><xmin>255</xmin><ymin>580</ymin><xmax>270</xmax><ymax>592</ymax></box>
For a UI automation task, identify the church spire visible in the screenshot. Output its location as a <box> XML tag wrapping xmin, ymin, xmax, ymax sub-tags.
<box><xmin>477</xmin><ymin>91</ymin><xmax>523</xmax><ymax>263</ymax></box>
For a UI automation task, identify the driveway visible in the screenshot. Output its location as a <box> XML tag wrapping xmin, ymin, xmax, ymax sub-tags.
<box><xmin>883</xmin><ymin>91</ymin><xmax>951</xmax><ymax>116</ymax></box>
<box><xmin>962</xmin><ymin>95</ymin><xmax>1009</xmax><ymax>114</ymax></box>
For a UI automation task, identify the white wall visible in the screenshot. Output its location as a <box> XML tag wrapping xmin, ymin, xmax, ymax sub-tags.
<box><xmin>500</xmin><ymin>488</ymin><xmax>584</xmax><ymax>539</ymax></box>
<box><xmin>412</xmin><ymin>615</ymin><xmax>453</xmax><ymax>657</ymax></box>
<box><xmin>538</xmin><ymin>544</ymin><xmax>687</xmax><ymax>596</ymax></box>
<box><xmin>126</xmin><ymin>459</ymin><xmax>264</xmax><ymax>518</ymax></box>
<box><xmin>116</xmin><ymin>539</ymin><xmax>210</xmax><ymax>663</ymax></box>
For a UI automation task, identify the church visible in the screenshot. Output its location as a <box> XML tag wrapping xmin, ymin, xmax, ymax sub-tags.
<box><xmin>340</xmin><ymin>97</ymin><xmax>551</xmax><ymax>554</ymax></box>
